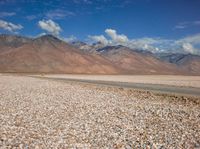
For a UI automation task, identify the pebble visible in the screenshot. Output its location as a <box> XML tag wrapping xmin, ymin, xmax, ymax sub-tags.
<box><xmin>0</xmin><ymin>75</ymin><xmax>199</xmax><ymax>148</ymax></box>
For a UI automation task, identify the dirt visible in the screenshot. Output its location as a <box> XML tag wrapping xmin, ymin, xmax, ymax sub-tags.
<box><xmin>0</xmin><ymin>75</ymin><xmax>199</xmax><ymax>148</ymax></box>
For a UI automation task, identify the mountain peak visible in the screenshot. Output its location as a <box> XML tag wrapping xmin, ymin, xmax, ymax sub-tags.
<box><xmin>35</xmin><ymin>34</ymin><xmax>60</xmax><ymax>40</ymax></box>
<box><xmin>34</xmin><ymin>34</ymin><xmax>62</xmax><ymax>43</ymax></box>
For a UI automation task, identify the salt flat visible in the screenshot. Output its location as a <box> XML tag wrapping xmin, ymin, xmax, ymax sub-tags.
<box><xmin>43</xmin><ymin>74</ymin><xmax>200</xmax><ymax>88</ymax></box>
<box><xmin>0</xmin><ymin>75</ymin><xmax>200</xmax><ymax>148</ymax></box>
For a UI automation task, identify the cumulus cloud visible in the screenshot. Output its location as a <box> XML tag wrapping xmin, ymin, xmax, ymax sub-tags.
<box><xmin>38</xmin><ymin>19</ymin><xmax>61</xmax><ymax>36</ymax></box>
<box><xmin>89</xmin><ymin>29</ymin><xmax>160</xmax><ymax>52</ymax></box>
<box><xmin>88</xmin><ymin>35</ymin><xmax>109</xmax><ymax>45</ymax></box>
<box><xmin>176</xmin><ymin>33</ymin><xmax>200</xmax><ymax>45</ymax></box>
<box><xmin>174</xmin><ymin>34</ymin><xmax>200</xmax><ymax>54</ymax></box>
<box><xmin>0</xmin><ymin>19</ymin><xmax>23</xmax><ymax>32</ymax></box>
<box><xmin>181</xmin><ymin>43</ymin><xmax>197</xmax><ymax>54</ymax></box>
<box><xmin>105</xmin><ymin>29</ymin><xmax>129</xmax><ymax>44</ymax></box>
<box><xmin>88</xmin><ymin>28</ymin><xmax>200</xmax><ymax>55</ymax></box>
<box><xmin>126</xmin><ymin>38</ymin><xmax>161</xmax><ymax>52</ymax></box>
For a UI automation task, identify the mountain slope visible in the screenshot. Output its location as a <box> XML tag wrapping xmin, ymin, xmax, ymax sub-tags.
<box><xmin>97</xmin><ymin>46</ymin><xmax>185</xmax><ymax>74</ymax></box>
<box><xmin>0</xmin><ymin>34</ymin><xmax>31</xmax><ymax>53</ymax></box>
<box><xmin>0</xmin><ymin>34</ymin><xmax>31</xmax><ymax>47</ymax></box>
<box><xmin>70</xmin><ymin>41</ymin><xmax>104</xmax><ymax>54</ymax></box>
<box><xmin>157</xmin><ymin>53</ymin><xmax>200</xmax><ymax>75</ymax></box>
<box><xmin>0</xmin><ymin>35</ymin><xmax>120</xmax><ymax>74</ymax></box>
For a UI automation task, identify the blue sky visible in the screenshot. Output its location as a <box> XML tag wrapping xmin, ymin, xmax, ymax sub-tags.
<box><xmin>0</xmin><ymin>0</ymin><xmax>200</xmax><ymax>54</ymax></box>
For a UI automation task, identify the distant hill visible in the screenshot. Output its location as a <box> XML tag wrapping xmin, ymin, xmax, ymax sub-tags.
<box><xmin>0</xmin><ymin>34</ymin><xmax>31</xmax><ymax>53</ymax></box>
<box><xmin>0</xmin><ymin>34</ymin><xmax>120</xmax><ymax>74</ymax></box>
<box><xmin>70</xmin><ymin>41</ymin><xmax>104</xmax><ymax>54</ymax></box>
<box><xmin>0</xmin><ymin>34</ymin><xmax>31</xmax><ymax>47</ymax></box>
<box><xmin>0</xmin><ymin>34</ymin><xmax>199</xmax><ymax>75</ymax></box>
<box><xmin>96</xmin><ymin>45</ymin><xmax>184</xmax><ymax>75</ymax></box>
<box><xmin>156</xmin><ymin>53</ymin><xmax>200</xmax><ymax>75</ymax></box>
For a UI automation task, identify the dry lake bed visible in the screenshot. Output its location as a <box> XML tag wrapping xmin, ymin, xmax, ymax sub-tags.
<box><xmin>0</xmin><ymin>74</ymin><xmax>200</xmax><ymax>148</ymax></box>
<box><xmin>41</xmin><ymin>74</ymin><xmax>200</xmax><ymax>88</ymax></box>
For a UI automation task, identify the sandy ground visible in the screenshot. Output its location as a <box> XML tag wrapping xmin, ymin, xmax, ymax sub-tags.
<box><xmin>41</xmin><ymin>74</ymin><xmax>200</xmax><ymax>88</ymax></box>
<box><xmin>0</xmin><ymin>75</ymin><xmax>200</xmax><ymax>148</ymax></box>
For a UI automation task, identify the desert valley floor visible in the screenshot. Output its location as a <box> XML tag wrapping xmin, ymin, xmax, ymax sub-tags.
<box><xmin>0</xmin><ymin>74</ymin><xmax>200</xmax><ymax>148</ymax></box>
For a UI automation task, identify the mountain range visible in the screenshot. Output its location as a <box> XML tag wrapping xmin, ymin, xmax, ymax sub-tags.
<box><xmin>0</xmin><ymin>34</ymin><xmax>199</xmax><ymax>75</ymax></box>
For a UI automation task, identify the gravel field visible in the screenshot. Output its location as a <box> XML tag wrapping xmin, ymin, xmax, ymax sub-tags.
<box><xmin>43</xmin><ymin>74</ymin><xmax>200</xmax><ymax>88</ymax></box>
<box><xmin>0</xmin><ymin>75</ymin><xmax>200</xmax><ymax>148</ymax></box>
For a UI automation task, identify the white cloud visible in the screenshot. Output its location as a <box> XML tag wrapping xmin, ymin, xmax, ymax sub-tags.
<box><xmin>176</xmin><ymin>33</ymin><xmax>200</xmax><ymax>45</ymax></box>
<box><xmin>105</xmin><ymin>29</ymin><xmax>129</xmax><ymax>44</ymax></box>
<box><xmin>89</xmin><ymin>29</ymin><xmax>163</xmax><ymax>52</ymax></box>
<box><xmin>181</xmin><ymin>43</ymin><xmax>197</xmax><ymax>54</ymax></box>
<box><xmin>104</xmin><ymin>29</ymin><xmax>161</xmax><ymax>52</ymax></box>
<box><xmin>88</xmin><ymin>28</ymin><xmax>200</xmax><ymax>55</ymax></box>
<box><xmin>63</xmin><ymin>35</ymin><xmax>77</xmax><ymax>42</ymax></box>
<box><xmin>38</xmin><ymin>19</ymin><xmax>61</xmax><ymax>36</ymax></box>
<box><xmin>128</xmin><ymin>38</ymin><xmax>158</xmax><ymax>46</ymax></box>
<box><xmin>0</xmin><ymin>19</ymin><xmax>23</xmax><ymax>32</ymax></box>
<box><xmin>174</xmin><ymin>33</ymin><xmax>200</xmax><ymax>54</ymax></box>
<box><xmin>36</xmin><ymin>32</ymin><xmax>47</xmax><ymax>37</ymax></box>
<box><xmin>46</xmin><ymin>9</ymin><xmax>75</xmax><ymax>20</ymax></box>
<box><xmin>88</xmin><ymin>35</ymin><xmax>109</xmax><ymax>45</ymax></box>
<box><xmin>126</xmin><ymin>38</ymin><xmax>161</xmax><ymax>52</ymax></box>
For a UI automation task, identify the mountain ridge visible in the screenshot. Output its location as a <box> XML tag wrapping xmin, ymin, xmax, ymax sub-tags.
<box><xmin>0</xmin><ymin>34</ymin><xmax>199</xmax><ymax>75</ymax></box>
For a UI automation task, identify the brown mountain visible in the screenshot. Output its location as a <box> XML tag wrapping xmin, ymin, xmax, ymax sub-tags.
<box><xmin>97</xmin><ymin>45</ymin><xmax>185</xmax><ymax>75</ymax></box>
<box><xmin>157</xmin><ymin>53</ymin><xmax>200</xmax><ymax>75</ymax></box>
<box><xmin>0</xmin><ymin>34</ymin><xmax>31</xmax><ymax>53</ymax></box>
<box><xmin>0</xmin><ymin>34</ymin><xmax>199</xmax><ymax>75</ymax></box>
<box><xmin>0</xmin><ymin>35</ymin><xmax>120</xmax><ymax>74</ymax></box>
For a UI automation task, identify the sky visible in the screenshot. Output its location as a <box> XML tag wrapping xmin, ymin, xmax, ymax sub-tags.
<box><xmin>0</xmin><ymin>0</ymin><xmax>200</xmax><ymax>54</ymax></box>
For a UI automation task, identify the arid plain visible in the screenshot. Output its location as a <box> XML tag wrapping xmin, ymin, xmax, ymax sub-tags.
<box><xmin>0</xmin><ymin>74</ymin><xmax>200</xmax><ymax>148</ymax></box>
<box><xmin>41</xmin><ymin>74</ymin><xmax>200</xmax><ymax>88</ymax></box>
